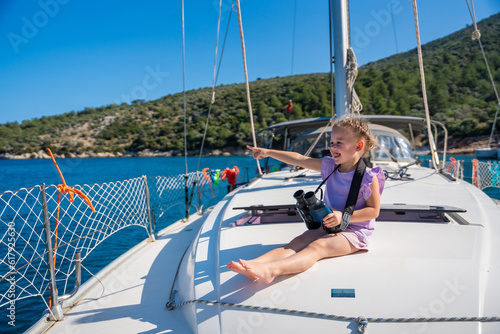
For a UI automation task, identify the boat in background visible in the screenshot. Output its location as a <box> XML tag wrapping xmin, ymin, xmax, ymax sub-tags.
<box><xmin>475</xmin><ymin>144</ymin><xmax>500</xmax><ymax>160</ymax></box>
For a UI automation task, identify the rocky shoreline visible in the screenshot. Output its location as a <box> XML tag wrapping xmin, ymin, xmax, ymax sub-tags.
<box><xmin>0</xmin><ymin>148</ymin><xmax>251</xmax><ymax>160</ymax></box>
<box><xmin>445</xmin><ymin>135</ymin><xmax>500</xmax><ymax>155</ymax></box>
<box><xmin>1</xmin><ymin>135</ymin><xmax>498</xmax><ymax>160</ymax></box>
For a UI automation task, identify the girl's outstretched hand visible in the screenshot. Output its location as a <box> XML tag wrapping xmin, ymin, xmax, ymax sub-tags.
<box><xmin>246</xmin><ymin>145</ymin><xmax>270</xmax><ymax>159</ymax></box>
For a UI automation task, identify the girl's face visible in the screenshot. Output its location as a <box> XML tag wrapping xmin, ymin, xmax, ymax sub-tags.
<box><xmin>329</xmin><ymin>126</ymin><xmax>363</xmax><ymax>165</ymax></box>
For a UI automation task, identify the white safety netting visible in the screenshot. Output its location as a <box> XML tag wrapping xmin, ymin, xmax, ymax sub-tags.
<box><xmin>0</xmin><ymin>171</ymin><xmax>210</xmax><ymax>314</ymax></box>
<box><xmin>423</xmin><ymin>158</ymin><xmax>500</xmax><ymax>193</ymax></box>
<box><xmin>149</xmin><ymin>172</ymin><xmax>204</xmax><ymax>224</ymax></box>
<box><xmin>0</xmin><ymin>186</ymin><xmax>48</xmax><ymax>308</ymax></box>
<box><xmin>474</xmin><ymin>160</ymin><xmax>500</xmax><ymax>190</ymax></box>
<box><xmin>443</xmin><ymin>159</ymin><xmax>464</xmax><ymax>180</ymax></box>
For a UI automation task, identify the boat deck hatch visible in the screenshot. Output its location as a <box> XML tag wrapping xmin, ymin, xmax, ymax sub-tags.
<box><xmin>232</xmin><ymin>203</ymin><xmax>468</xmax><ymax>226</ymax></box>
<box><xmin>379</xmin><ymin>203</ymin><xmax>468</xmax><ymax>224</ymax></box>
<box><xmin>232</xmin><ymin>204</ymin><xmax>301</xmax><ymax>226</ymax></box>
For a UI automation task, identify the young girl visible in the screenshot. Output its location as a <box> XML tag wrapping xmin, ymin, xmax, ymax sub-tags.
<box><xmin>227</xmin><ymin>117</ymin><xmax>385</xmax><ymax>284</ymax></box>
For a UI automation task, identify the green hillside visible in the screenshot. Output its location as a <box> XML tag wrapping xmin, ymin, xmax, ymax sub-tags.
<box><xmin>1</xmin><ymin>13</ymin><xmax>499</xmax><ymax>157</ymax></box>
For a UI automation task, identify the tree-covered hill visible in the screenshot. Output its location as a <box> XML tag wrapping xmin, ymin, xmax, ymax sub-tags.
<box><xmin>1</xmin><ymin>13</ymin><xmax>499</xmax><ymax>157</ymax></box>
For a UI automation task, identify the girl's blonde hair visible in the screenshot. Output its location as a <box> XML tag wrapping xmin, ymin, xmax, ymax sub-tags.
<box><xmin>332</xmin><ymin>117</ymin><xmax>375</xmax><ymax>157</ymax></box>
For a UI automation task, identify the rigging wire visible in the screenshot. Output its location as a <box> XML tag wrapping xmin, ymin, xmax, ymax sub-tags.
<box><xmin>390</xmin><ymin>9</ymin><xmax>399</xmax><ymax>54</ymax></box>
<box><xmin>290</xmin><ymin>0</ymin><xmax>297</xmax><ymax>77</ymax></box>
<box><xmin>235</xmin><ymin>0</ymin><xmax>262</xmax><ymax>175</ymax></box>
<box><xmin>195</xmin><ymin>0</ymin><xmax>225</xmax><ymax>172</ymax></box>
<box><xmin>181</xmin><ymin>0</ymin><xmax>189</xmax><ymax>219</ymax></box>
<box><xmin>411</xmin><ymin>0</ymin><xmax>439</xmax><ymax>171</ymax></box>
<box><xmin>328</xmin><ymin>0</ymin><xmax>335</xmax><ymax>118</ymax></box>
<box><xmin>189</xmin><ymin>0</ymin><xmax>233</xmax><ymax>211</ymax></box>
<box><xmin>465</xmin><ymin>0</ymin><xmax>500</xmax><ymax>148</ymax></box>
<box><xmin>285</xmin><ymin>0</ymin><xmax>298</xmax><ymax>118</ymax></box>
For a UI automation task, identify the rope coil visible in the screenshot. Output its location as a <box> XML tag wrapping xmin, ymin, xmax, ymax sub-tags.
<box><xmin>412</xmin><ymin>0</ymin><xmax>439</xmax><ymax>171</ymax></box>
<box><xmin>47</xmin><ymin>149</ymin><xmax>96</xmax><ymax>214</ymax></box>
<box><xmin>471</xmin><ymin>29</ymin><xmax>481</xmax><ymax>40</ymax></box>
<box><xmin>346</xmin><ymin>47</ymin><xmax>362</xmax><ymax>114</ymax></box>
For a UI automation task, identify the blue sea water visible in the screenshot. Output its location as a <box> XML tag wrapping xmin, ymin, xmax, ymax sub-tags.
<box><xmin>0</xmin><ymin>154</ymin><xmax>498</xmax><ymax>332</ymax></box>
<box><xmin>0</xmin><ymin>156</ymin><xmax>262</xmax><ymax>194</ymax></box>
<box><xmin>0</xmin><ymin>155</ymin><xmax>262</xmax><ymax>333</ymax></box>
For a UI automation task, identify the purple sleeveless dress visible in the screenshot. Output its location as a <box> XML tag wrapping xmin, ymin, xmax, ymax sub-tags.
<box><xmin>321</xmin><ymin>157</ymin><xmax>385</xmax><ymax>249</ymax></box>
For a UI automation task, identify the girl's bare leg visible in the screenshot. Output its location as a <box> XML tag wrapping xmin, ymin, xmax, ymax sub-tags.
<box><xmin>239</xmin><ymin>233</ymin><xmax>358</xmax><ymax>284</ymax></box>
<box><xmin>227</xmin><ymin>229</ymin><xmax>325</xmax><ymax>280</ymax></box>
<box><xmin>253</xmin><ymin>228</ymin><xmax>326</xmax><ymax>262</ymax></box>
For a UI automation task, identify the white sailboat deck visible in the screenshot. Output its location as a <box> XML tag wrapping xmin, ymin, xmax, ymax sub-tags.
<box><xmin>179</xmin><ymin>167</ymin><xmax>500</xmax><ymax>333</ymax></box>
<box><xmin>34</xmin><ymin>166</ymin><xmax>500</xmax><ymax>334</ymax></box>
<box><xmin>34</xmin><ymin>213</ymin><xmax>208</xmax><ymax>334</ymax></box>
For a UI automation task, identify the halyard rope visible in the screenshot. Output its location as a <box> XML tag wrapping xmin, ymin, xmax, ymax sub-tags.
<box><xmin>235</xmin><ymin>0</ymin><xmax>262</xmax><ymax>176</ymax></box>
<box><xmin>168</xmin><ymin>298</ymin><xmax>500</xmax><ymax>333</ymax></box>
<box><xmin>411</xmin><ymin>0</ymin><xmax>439</xmax><ymax>171</ymax></box>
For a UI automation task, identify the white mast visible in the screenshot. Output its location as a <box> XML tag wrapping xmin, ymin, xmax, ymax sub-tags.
<box><xmin>332</xmin><ymin>0</ymin><xmax>350</xmax><ymax>118</ymax></box>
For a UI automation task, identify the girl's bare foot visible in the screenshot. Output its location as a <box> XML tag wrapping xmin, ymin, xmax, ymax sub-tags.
<box><xmin>227</xmin><ymin>260</ymin><xmax>258</xmax><ymax>281</ymax></box>
<box><xmin>239</xmin><ymin>259</ymin><xmax>275</xmax><ymax>284</ymax></box>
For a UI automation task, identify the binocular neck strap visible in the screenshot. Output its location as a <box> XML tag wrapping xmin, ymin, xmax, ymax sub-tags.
<box><xmin>339</xmin><ymin>158</ymin><xmax>366</xmax><ymax>231</ymax></box>
<box><xmin>314</xmin><ymin>164</ymin><xmax>340</xmax><ymax>196</ymax></box>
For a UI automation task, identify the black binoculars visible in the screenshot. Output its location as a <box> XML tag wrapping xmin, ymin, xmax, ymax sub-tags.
<box><xmin>293</xmin><ymin>189</ymin><xmax>341</xmax><ymax>234</ymax></box>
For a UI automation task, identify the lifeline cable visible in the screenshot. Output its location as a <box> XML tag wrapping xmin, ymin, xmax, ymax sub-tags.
<box><xmin>168</xmin><ymin>299</ymin><xmax>500</xmax><ymax>334</ymax></box>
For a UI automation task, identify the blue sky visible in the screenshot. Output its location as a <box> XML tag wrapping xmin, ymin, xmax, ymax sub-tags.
<box><xmin>1</xmin><ymin>0</ymin><xmax>499</xmax><ymax>124</ymax></box>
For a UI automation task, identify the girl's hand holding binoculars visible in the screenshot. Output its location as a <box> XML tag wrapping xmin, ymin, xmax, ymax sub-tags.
<box><xmin>322</xmin><ymin>210</ymin><xmax>342</xmax><ymax>228</ymax></box>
